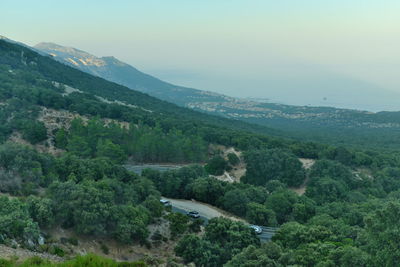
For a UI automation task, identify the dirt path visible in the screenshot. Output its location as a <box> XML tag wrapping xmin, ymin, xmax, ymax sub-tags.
<box><xmin>163</xmin><ymin>197</ymin><xmax>245</xmax><ymax>222</ymax></box>
<box><xmin>290</xmin><ymin>158</ymin><xmax>316</xmax><ymax>195</ymax></box>
<box><xmin>299</xmin><ymin>158</ymin><xmax>315</xmax><ymax>169</ymax></box>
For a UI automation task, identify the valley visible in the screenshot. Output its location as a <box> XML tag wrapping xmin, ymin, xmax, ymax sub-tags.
<box><xmin>1</xmin><ymin>37</ymin><xmax>400</xmax><ymax>267</ymax></box>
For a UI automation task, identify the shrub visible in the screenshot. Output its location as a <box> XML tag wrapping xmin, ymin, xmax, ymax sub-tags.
<box><xmin>227</xmin><ymin>153</ymin><xmax>240</xmax><ymax>166</ymax></box>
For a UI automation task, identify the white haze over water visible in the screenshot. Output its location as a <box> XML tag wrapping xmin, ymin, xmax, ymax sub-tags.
<box><xmin>148</xmin><ymin>65</ymin><xmax>400</xmax><ymax>112</ymax></box>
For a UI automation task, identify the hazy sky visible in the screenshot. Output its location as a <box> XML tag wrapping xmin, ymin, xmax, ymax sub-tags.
<box><xmin>2</xmin><ymin>0</ymin><xmax>400</xmax><ymax>110</ymax></box>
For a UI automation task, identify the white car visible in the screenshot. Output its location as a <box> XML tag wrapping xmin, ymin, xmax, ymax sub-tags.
<box><xmin>249</xmin><ymin>225</ymin><xmax>263</xmax><ymax>234</ymax></box>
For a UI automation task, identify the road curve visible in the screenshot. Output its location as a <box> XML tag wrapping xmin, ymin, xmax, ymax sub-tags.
<box><xmin>163</xmin><ymin>197</ymin><xmax>277</xmax><ymax>242</ymax></box>
<box><xmin>163</xmin><ymin>197</ymin><xmax>245</xmax><ymax>222</ymax></box>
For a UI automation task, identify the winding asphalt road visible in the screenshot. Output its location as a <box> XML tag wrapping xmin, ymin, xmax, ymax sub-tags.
<box><xmin>124</xmin><ymin>164</ymin><xmax>181</xmax><ymax>175</ymax></box>
<box><xmin>164</xmin><ymin>197</ymin><xmax>277</xmax><ymax>242</ymax></box>
<box><xmin>123</xmin><ymin>165</ymin><xmax>277</xmax><ymax>241</ymax></box>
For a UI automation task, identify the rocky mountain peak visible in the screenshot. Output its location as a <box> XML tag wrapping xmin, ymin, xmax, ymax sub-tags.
<box><xmin>34</xmin><ymin>42</ymin><xmax>107</xmax><ymax>67</ymax></box>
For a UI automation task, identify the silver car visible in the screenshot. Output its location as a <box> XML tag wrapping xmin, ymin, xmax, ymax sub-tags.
<box><xmin>187</xmin><ymin>211</ymin><xmax>200</xmax><ymax>218</ymax></box>
<box><xmin>160</xmin><ymin>199</ymin><xmax>171</xmax><ymax>207</ymax></box>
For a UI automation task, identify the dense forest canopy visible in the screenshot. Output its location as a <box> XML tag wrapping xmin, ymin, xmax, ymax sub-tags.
<box><xmin>2</xmin><ymin>40</ymin><xmax>400</xmax><ymax>266</ymax></box>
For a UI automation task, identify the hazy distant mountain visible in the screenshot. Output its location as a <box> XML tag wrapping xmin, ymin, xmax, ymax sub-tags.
<box><xmin>34</xmin><ymin>42</ymin><xmax>230</xmax><ymax>106</ymax></box>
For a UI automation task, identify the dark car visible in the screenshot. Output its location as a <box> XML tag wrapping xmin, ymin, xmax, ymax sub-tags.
<box><xmin>187</xmin><ymin>211</ymin><xmax>200</xmax><ymax>218</ymax></box>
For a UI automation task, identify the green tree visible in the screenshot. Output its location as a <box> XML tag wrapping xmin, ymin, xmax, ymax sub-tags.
<box><xmin>306</xmin><ymin>177</ymin><xmax>348</xmax><ymax>204</ymax></box>
<box><xmin>243</xmin><ymin>149</ymin><xmax>305</xmax><ymax>187</ymax></box>
<box><xmin>227</xmin><ymin>153</ymin><xmax>240</xmax><ymax>166</ymax></box>
<box><xmin>273</xmin><ymin>222</ymin><xmax>332</xmax><ymax>250</ymax></box>
<box><xmin>205</xmin><ymin>155</ymin><xmax>228</xmax><ymax>175</ymax></box>
<box><xmin>66</xmin><ymin>135</ymin><xmax>91</xmax><ymax>158</ymax></box>
<box><xmin>0</xmin><ymin>196</ymin><xmax>40</xmax><ymax>242</ymax></box>
<box><xmin>309</xmin><ymin>160</ymin><xmax>356</xmax><ymax>189</ymax></box>
<box><xmin>176</xmin><ymin>218</ymin><xmax>260</xmax><ymax>266</ymax></box>
<box><xmin>334</xmin><ymin>147</ymin><xmax>353</xmax><ymax>166</ymax></box>
<box><xmin>110</xmin><ymin>205</ymin><xmax>150</xmax><ymax>243</ymax></box>
<box><xmin>226</xmin><ymin>243</ymin><xmax>282</xmax><ymax>267</ymax></box>
<box><xmin>54</xmin><ymin>128</ymin><xmax>68</xmax><ymax>149</ymax></box>
<box><xmin>246</xmin><ymin>202</ymin><xmax>277</xmax><ymax>226</ymax></box>
<box><xmin>96</xmin><ymin>139</ymin><xmax>127</xmax><ymax>163</ymax></box>
<box><xmin>364</xmin><ymin>201</ymin><xmax>400</xmax><ymax>266</ymax></box>
<box><xmin>330</xmin><ymin>246</ymin><xmax>370</xmax><ymax>267</ymax></box>
<box><xmin>175</xmin><ymin>234</ymin><xmax>223</xmax><ymax>266</ymax></box>
<box><xmin>265</xmin><ymin>180</ymin><xmax>286</xmax><ymax>193</ymax></box>
<box><xmin>21</xmin><ymin>121</ymin><xmax>47</xmax><ymax>144</ymax></box>
<box><xmin>205</xmin><ymin>218</ymin><xmax>260</xmax><ymax>253</ymax></box>
<box><xmin>188</xmin><ymin>177</ymin><xmax>226</xmax><ymax>205</ymax></box>
<box><xmin>265</xmin><ymin>190</ymin><xmax>299</xmax><ymax>224</ymax></box>
<box><xmin>167</xmin><ymin>213</ymin><xmax>190</xmax><ymax>238</ymax></box>
<box><xmin>26</xmin><ymin>196</ymin><xmax>54</xmax><ymax>227</ymax></box>
<box><xmin>220</xmin><ymin>189</ymin><xmax>250</xmax><ymax>216</ymax></box>
<box><xmin>142</xmin><ymin>196</ymin><xmax>163</xmax><ymax>218</ymax></box>
<box><xmin>292</xmin><ymin>196</ymin><xmax>316</xmax><ymax>223</ymax></box>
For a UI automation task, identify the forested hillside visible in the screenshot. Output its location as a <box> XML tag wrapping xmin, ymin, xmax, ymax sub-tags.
<box><xmin>34</xmin><ymin>42</ymin><xmax>232</xmax><ymax>106</ymax></box>
<box><xmin>2</xmin><ymin>39</ymin><xmax>400</xmax><ymax>266</ymax></box>
<box><xmin>35</xmin><ymin>41</ymin><xmax>400</xmax><ymax>150</ymax></box>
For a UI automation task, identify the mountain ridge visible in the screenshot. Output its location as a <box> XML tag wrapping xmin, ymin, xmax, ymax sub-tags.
<box><xmin>34</xmin><ymin>42</ymin><xmax>229</xmax><ymax>106</ymax></box>
<box><xmin>32</xmin><ymin>41</ymin><xmax>400</xmax><ymax>149</ymax></box>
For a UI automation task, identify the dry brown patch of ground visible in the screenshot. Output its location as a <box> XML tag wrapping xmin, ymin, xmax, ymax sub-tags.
<box><xmin>43</xmin><ymin>222</ymin><xmax>178</xmax><ymax>265</ymax></box>
<box><xmin>7</xmin><ymin>107</ymin><xmax>132</xmax><ymax>156</ymax></box>
<box><xmin>290</xmin><ymin>158</ymin><xmax>316</xmax><ymax>196</ymax></box>
<box><xmin>210</xmin><ymin>146</ymin><xmax>246</xmax><ymax>183</ymax></box>
<box><xmin>299</xmin><ymin>158</ymin><xmax>315</xmax><ymax>170</ymax></box>
<box><xmin>0</xmin><ymin>244</ymin><xmax>62</xmax><ymax>262</ymax></box>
